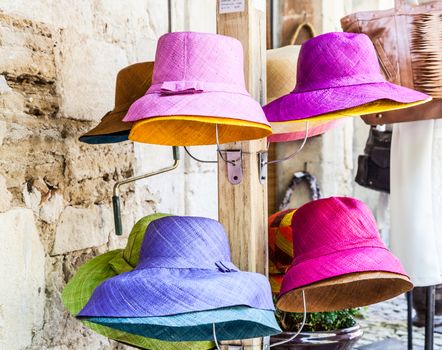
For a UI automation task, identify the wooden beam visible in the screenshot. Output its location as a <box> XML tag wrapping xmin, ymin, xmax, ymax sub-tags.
<box><xmin>217</xmin><ymin>1</ymin><xmax>268</xmax><ymax>349</ymax></box>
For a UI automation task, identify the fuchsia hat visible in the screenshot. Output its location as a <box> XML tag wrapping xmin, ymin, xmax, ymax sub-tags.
<box><xmin>124</xmin><ymin>32</ymin><xmax>272</xmax><ymax>146</ymax></box>
<box><xmin>277</xmin><ymin>197</ymin><xmax>413</xmax><ymax>313</ymax></box>
<box><xmin>264</xmin><ymin>32</ymin><xmax>430</xmax><ymax>126</ymax></box>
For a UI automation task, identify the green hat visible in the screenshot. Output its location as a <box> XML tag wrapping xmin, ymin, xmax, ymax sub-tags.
<box><xmin>62</xmin><ymin>213</ymin><xmax>214</xmax><ymax>350</ymax></box>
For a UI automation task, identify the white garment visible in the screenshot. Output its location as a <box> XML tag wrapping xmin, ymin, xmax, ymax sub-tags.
<box><xmin>390</xmin><ymin>119</ymin><xmax>442</xmax><ymax>287</ymax></box>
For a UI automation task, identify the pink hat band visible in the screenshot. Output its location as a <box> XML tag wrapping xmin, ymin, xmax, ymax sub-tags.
<box><xmin>147</xmin><ymin>81</ymin><xmax>250</xmax><ymax>97</ymax></box>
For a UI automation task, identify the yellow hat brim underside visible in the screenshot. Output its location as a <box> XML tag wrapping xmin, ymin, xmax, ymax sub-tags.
<box><xmin>129</xmin><ymin>116</ymin><xmax>272</xmax><ymax>146</ymax></box>
<box><xmin>271</xmin><ymin>98</ymin><xmax>431</xmax><ymax>134</ymax></box>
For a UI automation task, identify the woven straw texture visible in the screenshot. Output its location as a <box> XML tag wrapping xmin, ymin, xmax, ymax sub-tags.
<box><xmin>268</xmin><ymin>209</ymin><xmax>296</xmax><ymax>294</ymax></box>
<box><xmin>264</xmin><ymin>32</ymin><xmax>430</xmax><ymax>123</ymax></box>
<box><xmin>79</xmin><ymin>62</ymin><xmax>154</xmax><ymax>144</ymax></box>
<box><xmin>124</xmin><ymin>32</ymin><xmax>271</xmax><ymax>146</ymax></box>
<box><xmin>62</xmin><ymin>213</ymin><xmax>214</xmax><ymax>350</ymax></box>
<box><xmin>83</xmin><ymin>306</ymin><xmax>281</xmax><ymax>342</ymax></box>
<box><xmin>78</xmin><ymin>216</ymin><xmax>274</xmax><ymax>318</ymax></box>
<box><xmin>266</xmin><ymin>45</ymin><xmax>341</xmax><ymax>142</ymax></box>
<box><xmin>277</xmin><ymin>197</ymin><xmax>413</xmax><ymax>312</ymax></box>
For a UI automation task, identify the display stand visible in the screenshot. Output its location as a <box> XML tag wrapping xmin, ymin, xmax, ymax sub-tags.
<box><xmin>216</xmin><ymin>1</ymin><xmax>268</xmax><ymax>349</ymax></box>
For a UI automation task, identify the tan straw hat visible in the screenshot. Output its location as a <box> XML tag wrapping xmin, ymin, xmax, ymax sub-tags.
<box><xmin>79</xmin><ymin>62</ymin><xmax>154</xmax><ymax>144</ymax></box>
<box><xmin>266</xmin><ymin>46</ymin><xmax>342</xmax><ymax>142</ymax></box>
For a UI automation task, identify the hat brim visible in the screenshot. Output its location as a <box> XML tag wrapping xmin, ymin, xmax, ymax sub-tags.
<box><xmin>264</xmin><ymin>81</ymin><xmax>431</xmax><ymax>123</ymax></box>
<box><xmin>268</xmin><ymin>119</ymin><xmax>345</xmax><ymax>142</ymax></box>
<box><xmin>124</xmin><ymin>91</ymin><xmax>271</xmax><ymax>146</ymax></box>
<box><xmin>62</xmin><ymin>249</ymin><xmax>214</xmax><ymax>350</ymax></box>
<box><xmin>79</xmin><ymin>111</ymin><xmax>132</xmax><ymax>145</ymax></box>
<box><xmin>78</xmin><ymin>267</ymin><xmax>274</xmax><ymax>318</ymax></box>
<box><xmin>277</xmin><ymin>246</ymin><xmax>413</xmax><ymax>312</ymax></box>
<box><xmin>82</xmin><ymin>307</ymin><xmax>281</xmax><ymax>342</ymax></box>
<box><xmin>129</xmin><ymin>115</ymin><xmax>272</xmax><ymax>146</ymax></box>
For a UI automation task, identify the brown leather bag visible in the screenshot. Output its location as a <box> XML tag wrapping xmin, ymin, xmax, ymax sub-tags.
<box><xmin>341</xmin><ymin>0</ymin><xmax>442</xmax><ymax>125</ymax></box>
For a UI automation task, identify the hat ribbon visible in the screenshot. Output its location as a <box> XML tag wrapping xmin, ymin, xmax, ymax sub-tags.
<box><xmin>146</xmin><ymin>81</ymin><xmax>250</xmax><ymax>97</ymax></box>
<box><xmin>160</xmin><ymin>81</ymin><xmax>204</xmax><ymax>95</ymax></box>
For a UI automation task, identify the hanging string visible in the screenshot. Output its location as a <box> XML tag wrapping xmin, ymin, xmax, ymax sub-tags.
<box><xmin>213</xmin><ymin>323</ymin><xmax>222</xmax><ymax>350</ymax></box>
<box><xmin>265</xmin><ymin>121</ymin><xmax>309</xmax><ymax>166</ymax></box>
<box><xmin>184</xmin><ymin>146</ymin><xmax>217</xmax><ymax>163</ymax></box>
<box><xmin>216</xmin><ymin>124</ymin><xmax>236</xmax><ymax>165</ymax></box>
<box><xmin>212</xmin><ymin>291</ymin><xmax>306</xmax><ymax>349</ymax></box>
<box><xmin>268</xmin><ymin>290</ymin><xmax>307</xmax><ymax>348</ymax></box>
<box><xmin>183</xmin><ymin>125</ymin><xmax>237</xmax><ymax>165</ymax></box>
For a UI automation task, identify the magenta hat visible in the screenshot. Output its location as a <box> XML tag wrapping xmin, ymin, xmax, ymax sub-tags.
<box><xmin>124</xmin><ymin>32</ymin><xmax>272</xmax><ymax>146</ymax></box>
<box><xmin>264</xmin><ymin>32</ymin><xmax>430</xmax><ymax>124</ymax></box>
<box><xmin>277</xmin><ymin>197</ymin><xmax>413</xmax><ymax>312</ymax></box>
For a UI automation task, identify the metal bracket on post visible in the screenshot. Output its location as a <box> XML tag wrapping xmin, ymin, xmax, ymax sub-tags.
<box><xmin>258</xmin><ymin>151</ymin><xmax>268</xmax><ymax>184</ymax></box>
<box><xmin>226</xmin><ymin>150</ymin><xmax>243</xmax><ymax>185</ymax></box>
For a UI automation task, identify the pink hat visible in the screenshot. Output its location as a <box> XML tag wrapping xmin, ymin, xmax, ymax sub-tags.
<box><xmin>277</xmin><ymin>197</ymin><xmax>413</xmax><ymax>312</ymax></box>
<box><xmin>264</xmin><ymin>32</ymin><xmax>430</xmax><ymax>126</ymax></box>
<box><xmin>124</xmin><ymin>32</ymin><xmax>272</xmax><ymax>146</ymax></box>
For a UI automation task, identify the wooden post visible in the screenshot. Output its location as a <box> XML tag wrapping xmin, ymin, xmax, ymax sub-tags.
<box><xmin>217</xmin><ymin>1</ymin><xmax>268</xmax><ymax>349</ymax></box>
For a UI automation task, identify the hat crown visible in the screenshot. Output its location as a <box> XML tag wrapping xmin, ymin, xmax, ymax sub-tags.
<box><xmin>291</xmin><ymin>197</ymin><xmax>385</xmax><ymax>264</ymax></box>
<box><xmin>294</xmin><ymin>32</ymin><xmax>383</xmax><ymax>92</ymax></box>
<box><xmin>114</xmin><ymin>62</ymin><xmax>154</xmax><ymax>109</ymax></box>
<box><xmin>137</xmin><ymin>216</ymin><xmax>232</xmax><ymax>269</ymax></box>
<box><xmin>152</xmin><ymin>32</ymin><xmax>246</xmax><ymax>88</ymax></box>
<box><xmin>267</xmin><ymin>45</ymin><xmax>301</xmax><ymax>102</ymax></box>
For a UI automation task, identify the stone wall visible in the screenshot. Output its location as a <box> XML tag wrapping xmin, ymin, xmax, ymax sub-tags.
<box><xmin>0</xmin><ymin>1</ymin><xmax>216</xmax><ymax>349</ymax></box>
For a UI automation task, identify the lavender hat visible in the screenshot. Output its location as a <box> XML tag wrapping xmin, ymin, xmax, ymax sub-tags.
<box><xmin>264</xmin><ymin>32</ymin><xmax>430</xmax><ymax>124</ymax></box>
<box><xmin>78</xmin><ymin>216</ymin><xmax>275</xmax><ymax>318</ymax></box>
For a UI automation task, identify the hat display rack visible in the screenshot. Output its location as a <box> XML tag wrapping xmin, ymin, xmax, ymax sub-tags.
<box><xmin>65</xmin><ymin>1</ymin><xmax>438</xmax><ymax>349</ymax></box>
<box><xmin>112</xmin><ymin>146</ymin><xmax>180</xmax><ymax>236</ymax></box>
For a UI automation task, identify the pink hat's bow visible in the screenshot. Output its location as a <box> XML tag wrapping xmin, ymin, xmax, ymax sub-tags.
<box><xmin>160</xmin><ymin>81</ymin><xmax>204</xmax><ymax>95</ymax></box>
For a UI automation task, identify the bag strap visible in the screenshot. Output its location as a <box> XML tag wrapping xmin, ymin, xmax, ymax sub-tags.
<box><xmin>372</xmin><ymin>38</ymin><xmax>397</xmax><ymax>82</ymax></box>
<box><xmin>290</xmin><ymin>14</ymin><xmax>316</xmax><ymax>45</ymax></box>
<box><xmin>279</xmin><ymin>171</ymin><xmax>321</xmax><ymax>210</ymax></box>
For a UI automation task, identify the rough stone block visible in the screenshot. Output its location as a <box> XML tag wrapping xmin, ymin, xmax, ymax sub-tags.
<box><xmin>0</xmin><ymin>121</ymin><xmax>6</xmax><ymax>146</ymax></box>
<box><xmin>0</xmin><ymin>75</ymin><xmax>11</xmax><ymax>94</ymax></box>
<box><xmin>0</xmin><ymin>12</ymin><xmax>55</xmax><ymax>80</ymax></box>
<box><xmin>0</xmin><ymin>0</ymin><xmax>93</xmax><ymax>35</ymax></box>
<box><xmin>0</xmin><ymin>175</ymin><xmax>12</xmax><ymax>212</ymax></box>
<box><xmin>51</xmin><ymin>205</ymin><xmax>112</xmax><ymax>255</ymax></box>
<box><xmin>39</xmin><ymin>191</ymin><xmax>64</xmax><ymax>224</ymax></box>
<box><xmin>0</xmin><ymin>208</ymin><xmax>45</xmax><ymax>350</ymax></box>
<box><xmin>56</xmin><ymin>28</ymin><xmax>128</xmax><ymax>121</ymax></box>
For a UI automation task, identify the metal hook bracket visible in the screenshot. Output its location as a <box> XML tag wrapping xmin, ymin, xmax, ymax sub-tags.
<box><xmin>225</xmin><ymin>150</ymin><xmax>242</xmax><ymax>185</ymax></box>
<box><xmin>258</xmin><ymin>151</ymin><xmax>268</xmax><ymax>184</ymax></box>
